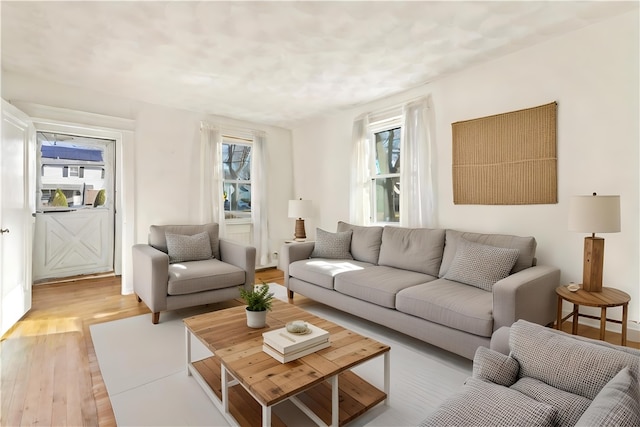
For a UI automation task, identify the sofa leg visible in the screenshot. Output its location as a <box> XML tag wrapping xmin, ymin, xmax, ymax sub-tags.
<box><xmin>288</xmin><ymin>290</ymin><xmax>294</xmax><ymax>299</ymax></box>
<box><xmin>152</xmin><ymin>312</ymin><xmax>160</xmax><ymax>324</ymax></box>
<box><xmin>136</xmin><ymin>294</ymin><xmax>142</xmax><ymax>303</ymax></box>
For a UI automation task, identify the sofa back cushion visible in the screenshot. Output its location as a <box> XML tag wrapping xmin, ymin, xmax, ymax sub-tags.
<box><xmin>337</xmin><ymin>221</ymin><xmax>383</xmax><ymax>264</ymax></box>
<box><xmin>509</xmin><ymin>320</ymin><xmax>640</xmax><ymax>400</ymax></box>
<box><xmin>439</xmin><ymin>229</ymin><xmax>536</xmax><ymax>277</ymax></box>
<box><xmin>149</xmin><ymin>223</ymin><xmax>220</xmax><ymax>260</ymax></box>
<box><xmin>378</xmin><ymin>226</ymin><xmax>445</xmax><ymax>276</ymax></box>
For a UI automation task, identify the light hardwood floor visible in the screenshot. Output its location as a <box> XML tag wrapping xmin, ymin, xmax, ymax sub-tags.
<box><xmin>1</xmin><ymin>269</ymin><xmax>637</xmax><ymax>426</ymax></box>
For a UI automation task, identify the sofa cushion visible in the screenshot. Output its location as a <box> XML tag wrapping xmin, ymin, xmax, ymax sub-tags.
<box><xmin>334</xmin><ymin>266</ymin><xmax>435</xmax><ymax>309</ymax></box>
<box><xmin>337</xmin><ymin>221</ymin><xmax>383</xmax><ymax>264</ymax></box>
<box><xmin>149</xmin><ymin>223</ymin><xmax>220</xmax><ymax>259</ymax></box>
<box><xmin>420</xmin><ymin>377</ymin><xmax>557</xmax><ymax>427</ymax></box>
<box><xmin>167</xmin><ymin>259</ymin><xmax>245</xmax><ymax>295</ymax></box>
<box><xmin>289</xmin><ymin>258</ymin><xmax>371</xmax><ymax>290</ymax></box>
<box><xmin>510</xmin><ymin>377</ymin><xmax>592</xmax><ymax>427</ymax></box>
<box><xmin>509</xmin><ymin>320</ymin><xmax>640</xmax><ymax>400</ymax></box>
<box><xmin>443</xmin><ymin>238</ymin><xmax>519</xmax><ymax>291</ymax></box>
<box><xmin>311</xmin><ymin>228</ymin><xmax>353</xmax><ymax>259</ymax></box>
<box><xmin>576</xmin><ymin>367</ymin><xmax>640</xmax><ymax>427</ymax></box>
<box><xmin>439</xmin><ymin>229</ymin><xmax>536</xmax><ymax>277</ymax></box>
<box><xmin>472</xmin><ymin>347</ymin><xmax>519</xmax><ymax>387</ymax></box>
<box><xmin>165</xmin><ymin>231</ymin><xmax>213</xmax><ymax>263</ymax></box>
<box><xmin>396</xmin><ymin>278</ymin><xmax>494</xmax><ymax>337</ymax></box>
<box><xmin>378</xmin><ymin>226</ymin><xmax>445</xmax><ymax>276</ymax></box>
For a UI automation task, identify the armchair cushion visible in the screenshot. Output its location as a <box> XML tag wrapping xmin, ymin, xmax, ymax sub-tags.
<box><xmin>149</xmin><ymin>223</ymin><xmax>220</xmax><ymax>259</ymax></box>
<box><xmin>421</xmin><ymin>377</ymin><xmax>556</xmax><ymax>427</ymax></box>
<box><xmin>165</xmin><ymin>231</ymin><xmax>213</xmax><ymax>263</ymax></box>
<box><xmin>167</xmin><ymin>259</ymin><xmax>245</xmax><ymax>295</ymax></box>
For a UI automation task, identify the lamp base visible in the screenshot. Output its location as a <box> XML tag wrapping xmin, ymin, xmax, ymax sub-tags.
<box><xmin>582</xmin><ymin>236</ymin><xmax>604</xmax><ymax>292</ymax></box>
<box><xmin>294</xmin><ymin>218</ymin><xmax>307</xmax><ymax>241</ymax></box>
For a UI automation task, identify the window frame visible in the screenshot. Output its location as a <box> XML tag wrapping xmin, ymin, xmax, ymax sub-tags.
<box><xmin>221</xmin><ymin>137</ymin><xmax>253</xmax><ymax>224</ymax></box>
<box><xmin>368</xmin><ymin>116</ymin><xmax>403</xmax><ymax>225</ymax></box>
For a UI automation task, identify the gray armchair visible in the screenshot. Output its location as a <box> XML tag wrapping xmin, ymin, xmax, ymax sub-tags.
<box><xmin>132</xmin><ymin>223</ymin><xmax>256</xmax><ymax>324</ymax></box>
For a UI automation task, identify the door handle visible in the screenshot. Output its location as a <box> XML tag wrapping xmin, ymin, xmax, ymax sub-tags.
<box><xmin>0</xmin><ymin>229</ymin><xmax>9</xmax><ymax>234</ymax></box>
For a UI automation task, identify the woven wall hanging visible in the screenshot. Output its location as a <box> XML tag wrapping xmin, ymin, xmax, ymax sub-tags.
<box><xmin>451</xmin><ymin>102</ymin><xmax>557</xmax><ymax>205</ymax></box>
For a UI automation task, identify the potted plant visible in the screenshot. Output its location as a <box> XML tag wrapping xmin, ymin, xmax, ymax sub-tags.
<box><xmin>239</xmin><ymin>282</ymin><xmax>274</xmax><ymax>328</ymax></box>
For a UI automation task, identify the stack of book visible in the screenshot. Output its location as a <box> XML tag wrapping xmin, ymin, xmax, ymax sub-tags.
<box><xmin>262</xmin><ymin>323</ymin><xmax>330</xmax><ymax>363</ymax></box>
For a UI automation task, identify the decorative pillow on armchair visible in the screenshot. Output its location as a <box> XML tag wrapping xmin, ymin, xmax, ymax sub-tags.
<box><xmin>165</xmin><ymin>231</ymin><xmax>213</xmax><ymax>263</ymax></box>
<box><xmin>443</xmin><ymin>238</ymin><xmax>520</xmax><ymax>291</ymax></box>
<box><xmin>310</xmin><ymin>228</ymin><xmax>353</xmax><ymax>259</ymax></box>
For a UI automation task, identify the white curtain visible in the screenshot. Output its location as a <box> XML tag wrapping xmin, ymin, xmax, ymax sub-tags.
<box><xmin>350</xmin><ymin>114</ymin><xmax>371</xmax><ymax>225</ymax></box>
<box><xmin>251</xmin><ymin>131</ymin><xmax>270</xmax><ymax>266</ymax></box>
<box><xmin>400</xmin><ymin>96</ymin><xmax>436</xmax><ymax>228</ymax></box>
<box><xmin>200</xmin><ymin>122</ymin><xmax>226</xmax><ymax>236</ymax></box>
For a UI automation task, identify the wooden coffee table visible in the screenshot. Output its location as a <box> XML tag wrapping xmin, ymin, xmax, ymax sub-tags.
<box><xmin>184</xmin><ymin>299</ymin><xmax>390</xmax><ymax>426</ymax></box>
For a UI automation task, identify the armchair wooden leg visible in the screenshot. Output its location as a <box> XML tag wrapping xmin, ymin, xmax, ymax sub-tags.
<box><xmin>288</xmin><ymin>290</ymin><xmax>294</xmax><ymax>299</ymax></box>
<box><xmin>152</xmin><ymin>312</ymin><xmax>160</xmax><ymax>324</ymax></box>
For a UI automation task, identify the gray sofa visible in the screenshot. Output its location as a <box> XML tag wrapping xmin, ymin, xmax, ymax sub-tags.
<box><xmin>421</xmin><ymin>320</ymin><xmax>640</xmax><ymax>427</ymax></box>
<box><xmin>133</xmin><ymin>223</ymin><xmax>256</xmax><ymax>324</ymax></box>
<box><xmin>280</xmin><ymin>222</ymin><xmax>560</xmax><ymax>359</ymax></box>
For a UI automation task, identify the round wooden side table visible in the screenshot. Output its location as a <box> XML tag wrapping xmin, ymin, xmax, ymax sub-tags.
<box><xmin>555</xmin><ymin>285</ymin><xmax>630</xmax><ymax>345</ymax></box>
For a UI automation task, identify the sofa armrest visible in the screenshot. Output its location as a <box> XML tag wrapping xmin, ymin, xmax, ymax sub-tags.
<box><xmin>492</xmin><ymin>265</ymin><xmax>561</xmax><ymax>331</ymax></box>
<box><xmin>219</xmin><ymin>238</ymin><xmax>256</xmax><ymax>289</ymax></box>
<box><xmin>490</xmin><ymin>327</ymin><xmax>511</xmax><ymax>355</ymax></box>
<box><xmin>132</xmin><ymin>244</ymin><xmax>170</xmax><ymax>312</ymax></box>
<box><xmin>279</xmin><ymin>241</ymin><xmax>315</xmax><ymax>289</ymax></box>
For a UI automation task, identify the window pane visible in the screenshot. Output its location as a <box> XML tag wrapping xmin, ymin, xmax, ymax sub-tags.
<box><xmin>222</xmin><ymin>143</ymin><xmax>252</xmax><ymax>180</ymax></box>
<box><xmin>223</xmin><ymin>182</ymin><xmax>251</xmax><ymax>216</ymax></box>
<box><xmin>374</xmin><ymin>127</ymin><xmax>401</xmax><ymax>175</ymax></box>
<box><xmin>373</xmin><ymin>177</ymin><xmax>400</xmax><ymax>223</ymax></box>
<box><xmin>37</xmin><ymin>132</ymin><xmax>109</xmax><ymax>209</ymax></box>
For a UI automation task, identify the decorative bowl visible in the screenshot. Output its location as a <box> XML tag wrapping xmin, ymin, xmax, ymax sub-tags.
<box><xmin>567</xmin><ymin>284</ymin><xmax>580</xmax><ymax>292</ymax></box>
<box><xmin>286</xmin><ymin>320</ymin><xmax>309</xmax><ymax>334</ymax></box>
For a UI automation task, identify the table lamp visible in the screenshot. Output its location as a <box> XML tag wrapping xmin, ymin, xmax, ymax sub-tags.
<box><xmin>568</xmin><ymin>193</ymin><xmax>620</xmax><ymax>292</ymax></box>
<box><xmin>288</xmin><ymin>198</ymin><xmax>313</xmax><ymax>241</ymax></box>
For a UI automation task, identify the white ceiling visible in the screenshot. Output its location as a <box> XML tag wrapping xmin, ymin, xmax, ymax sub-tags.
<box><xmin>2</xmin><ymin>1</ymin><xmax>637</xmax><ymax>129</ymax></box>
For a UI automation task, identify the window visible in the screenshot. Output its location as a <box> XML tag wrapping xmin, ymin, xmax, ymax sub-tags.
<box><xmin>222</xmin><ymin>141</ymin><xmax>252</xmax><ymax>220</ymax></box>
<box><xmin>369</xmin><ymin>120</ymin><xmax>402</xmax><ymax>223</ymax></box>
<box><xmin>36</xmin><ymin>132</ymin><xmax>112</xmax><ymax>210</ymax></box>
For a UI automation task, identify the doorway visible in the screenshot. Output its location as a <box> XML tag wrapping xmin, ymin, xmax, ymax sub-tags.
<box><xmin>32</xmin><ymin>132</ymin><xmax>116</xmax><ymax>282</ymax></box>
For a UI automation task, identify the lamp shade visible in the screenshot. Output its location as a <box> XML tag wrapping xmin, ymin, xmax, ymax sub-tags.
<box><xmin>288</xmin><ymin>199</ymin><xmax>313</xmax><ymax>219</ymax></box>
<box><xmin>568</xmin><ymin>195</ymin><xmax>620</xmax><ymax>233</ymax></box>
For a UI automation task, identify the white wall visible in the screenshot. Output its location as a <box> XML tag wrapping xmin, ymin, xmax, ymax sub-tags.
<box><xmin>292</xmin><ymin>11</ymin><xmax>640</xmax><ymax>330</ymax></box>
<box><xmin>2</xmin><ymin>72</ymin><xmax>294</xmax><ymax>292</ymax></box>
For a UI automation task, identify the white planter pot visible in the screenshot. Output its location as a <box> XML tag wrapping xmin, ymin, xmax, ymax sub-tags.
<box><xmin>246</xmin><ymin>308</ymin><xmax>267</xmax><ymax>328</ymax></box>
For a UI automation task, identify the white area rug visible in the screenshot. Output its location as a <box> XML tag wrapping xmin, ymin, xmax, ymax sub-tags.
<box><xmin>90</xmin><ymin>284</ymin><xmax>472</xmax><ymax>426</ymax></box>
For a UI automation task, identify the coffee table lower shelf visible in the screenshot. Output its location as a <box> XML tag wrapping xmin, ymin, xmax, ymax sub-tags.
<box><xmin>190</xmin><ymin>356</ymin><xmax>386</xmax><ymax>427</ymax></box>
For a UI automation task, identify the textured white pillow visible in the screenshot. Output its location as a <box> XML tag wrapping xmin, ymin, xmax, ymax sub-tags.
<box><xmin>310</xmin><ymin>228</ymin><xmax>353</xmax><ymax>259</ymax></box>
<box><xmin>444</xmin><ymin>238</ymin><xmax>519</xmax><ymax>291</ymax></box>
<box><xmin>165</xmin><ymin>231</ymin><xmax>213</xmax><ymax>263</ymax></box>
<box><xmin>575</xmin><ymin>367</ymin><xmax>640</xmax><ymax>427</ymax></box>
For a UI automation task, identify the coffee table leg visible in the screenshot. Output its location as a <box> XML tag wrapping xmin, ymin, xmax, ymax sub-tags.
<box><xmin>384</xmin><ymin>352</ymin><xmax>390</xmax><ymax>404</ymax></box>
<box><xmin>185</xmin><ymin>327</ymin><xmax>191</xmax><ymax>376</ymax></box>
<box><xmin>262</xmin><ymin>405</ymin><xmax>271</xmax><ymax>427</ymax></box>
<box><xmin>221</xmin><ymin>365</ymin><xmax>230</xmax><ymax>415</ymax></box>
<box><xmin>330</xmin><ymin>375</ymin><xmax>339</xmax><ymax>427</ymax></box>
<box><xmin>600</xmin><ymin>307</ymin><xmax>607</xmax><ymax>341</ymax></box>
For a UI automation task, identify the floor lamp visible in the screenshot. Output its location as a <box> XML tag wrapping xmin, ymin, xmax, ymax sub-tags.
<box><xmin>568</xmin><ymin>193</ymin><xmax>620</xmax><ymax>292</ymax></box>
<box><xmin>288</xmin><ymin>198</ymin><xmax>313</xmax><ymax>241</ymax></box>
